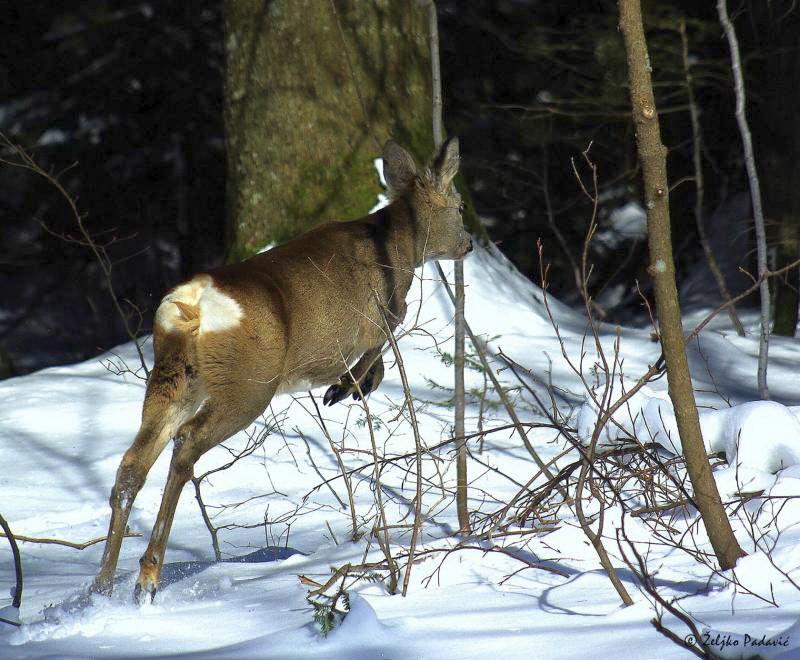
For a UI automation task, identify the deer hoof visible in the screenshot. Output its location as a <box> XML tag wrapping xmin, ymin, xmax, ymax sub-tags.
<box><xmin>133</xmin><ymin>581</ymin><xmax>157</xmax><ymax>605</ymax></box>
<box><xmin>323</xmin><ymin>381</ymin><xmax>351</xmax><ymax>406</ymax></box>
<box><xmin>351</xmin><ymin>372</ymin><xmax>375</xmax><ymax>401</ymax></box>
<box><xmin>325</xmin><ymin>364</ymin><xmax>382</xmax><ymax>406</ymax></box>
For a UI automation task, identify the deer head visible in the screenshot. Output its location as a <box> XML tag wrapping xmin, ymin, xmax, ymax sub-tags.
<box><xmin>383</xmin><ymin>137</ymin><xmax>472</xmax><ymax>264</ymax></box>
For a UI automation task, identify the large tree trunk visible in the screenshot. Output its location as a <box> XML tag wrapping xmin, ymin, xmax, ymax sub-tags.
<box><xmin>223</xmin><ymin>0</ymin><xmax>433</xmax><ymax>259</ymax></box>
<box><xmin>619</xmin><ymin>0</ymin><xmax>745</xmax><ymax>570</ymax></box>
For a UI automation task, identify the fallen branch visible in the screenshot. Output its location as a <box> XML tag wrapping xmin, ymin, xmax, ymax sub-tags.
<box><xmin>0</xmin><ymin>530</ymin><xmax>141</xmax><ymax>550</ymax></box>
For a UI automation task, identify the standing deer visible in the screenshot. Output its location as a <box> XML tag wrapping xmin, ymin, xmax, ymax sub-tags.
<box><xmin>92</xmin><ymin>138</ymin><xmax>471</xmax><ymax>602</ymax></box>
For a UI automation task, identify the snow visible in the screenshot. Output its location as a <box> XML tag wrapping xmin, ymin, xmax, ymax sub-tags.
<box><xmin>2</xmin><ymin>242</ymin><xmax>800</xmax><ymax>658</ymax></box>
<box><xmin>577</xmin><ymin>389</ymin><xmax>800</xmax><ymax>477</ymax></box>
<box><xmin>703</xmin><ymin>402</ymin><xmax>800</xmax><ymax>474</ymax></box>
<box><xmin>609</xmin><ymin>201</ymin><xmax>647</xmax><ymax>238</ymax></box>
<box><xmin>36</xmin><ymin>129</ymin><xmax>68</xmax><ymax>147</ymax></box>
<box><xmin>370</xmin><ymin>158</ymin><xmax>389</xmax><ymax>213</ymax></box>
<box><xmin>595</xmin><ymin>201</ymin><xmax>647</xmax><ymax>247</ymax></box>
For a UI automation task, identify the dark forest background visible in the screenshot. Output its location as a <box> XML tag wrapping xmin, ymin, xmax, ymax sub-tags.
<box><xmin>1</xmin><ymin>0</ymin><xmax>798</xmax><ymax>376</ymax></box>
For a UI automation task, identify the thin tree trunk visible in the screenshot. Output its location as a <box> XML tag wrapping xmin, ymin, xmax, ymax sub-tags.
<box><xmin>619</xmin><ymin>0</ymin><xmax>745</xmax><ymax>570</ymax></box>
<box><xmin>679</xmin><ymin>20</ymin><xmax>745</xmax><ymax>338</ymax></box>
<box><xmin>426</xmin><ymin>1</ymin><xmax>469</xmax><ymax>534</ymax></box>
<box><xmin>0</xmin><ymin>513</ymin><xmax>22</xmax><ymax>613</ymax></box>
<box><xmin>454</xmin><ymin>261</ymin><xmax>468</xmax><ymax>533</ymax></box>
<box><xmin>717</xmin><ymin>0</ymin><xmax>770</xmax><ymax>398</ymax></box>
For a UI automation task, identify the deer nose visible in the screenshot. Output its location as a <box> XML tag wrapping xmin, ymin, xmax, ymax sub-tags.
<box><xmin>467</xmin><ymin>238</ymin><xmax>474</xmax><ymax>253</ymax></box>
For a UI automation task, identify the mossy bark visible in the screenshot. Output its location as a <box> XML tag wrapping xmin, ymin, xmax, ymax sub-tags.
<box><xmin>619</xmin><ymin>0</ymin><xmax>745</xmax><ymax>570</ymax></box>
<box><xmin>223</xmin><ymin>0</ymin><xmax>434</xmax><ymax>259</ymax></box>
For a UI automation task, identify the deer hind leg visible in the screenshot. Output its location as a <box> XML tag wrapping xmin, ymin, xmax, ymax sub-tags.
<box><xmin>133</xmin><ymin>378</ymin><xmax>279</xmax><ymax>603</ymax></box>
<box><xmin>323</xmin><ymin>348</ymin><xmax>385</xmax><ymax>406</ymax></box>
<box><xmin>93</xmin><ymin>335</ymin><xmax>201</xmax><ymax>595</ymax></box>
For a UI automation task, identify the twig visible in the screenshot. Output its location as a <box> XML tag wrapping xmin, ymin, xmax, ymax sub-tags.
<box><xmin>617</xmin><ymin>525</ymin><xmax>709</xmax><ymax>658</ymax></box>
<box><xmin>192</xmin><ymin>477</ymin><xmax>222</xmax><ymax>561</ymax></box>
<box><xmin>308</xmin><ymin>391</ymin><xmax>360</xmax><ymax>540</ymax></box>
<box><xmin>344</xmin><ymin>346</ymin><xmax>399</xmax><ymax>594</ymax></box>
<box><xmin>686</xmin><ymin>256</ymin><xmax>800</xmax><ymax>343</ymax></box>
<box><xmin>435</xmin><ymin>264</ymin><xmax>559</xmax><ymax>488</ymax></box>
<box><xmin>306</xmin><ymin>420</ymin><xmax>566</xmax><ymax>498</ymax></box>
<box><xmin>379</xmin><ymin>306</ymin><xmax>424</xmax><ymax>597</ymax></box>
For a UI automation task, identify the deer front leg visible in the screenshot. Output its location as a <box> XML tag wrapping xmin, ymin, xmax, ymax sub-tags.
<box><xmin>323</xmin><ymin>348</ymin><xmax>384</xmax><ymax>406</ymax></box>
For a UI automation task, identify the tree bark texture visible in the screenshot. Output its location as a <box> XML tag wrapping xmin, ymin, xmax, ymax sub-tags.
<box><xmin>618</xmin><ymin>0</ymin><xmax>745</xmax><ymax>570</ymax></box>
<box><xmin>224</xmin><ymin>0</ymin><xmax>433</xmax><ymax>259</ymax></box>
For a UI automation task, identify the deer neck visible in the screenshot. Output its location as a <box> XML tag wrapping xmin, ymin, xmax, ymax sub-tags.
<box><xmin>378</xmin><ymin>196</ymin><xmax>430</xmax><ymax>271</ymax></box>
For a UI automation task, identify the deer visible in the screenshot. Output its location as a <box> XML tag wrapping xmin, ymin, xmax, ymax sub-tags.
<box><xmin>91</xmin><ymin>137</ymin><xmax>471</xmax><ymax>603</ymax></box>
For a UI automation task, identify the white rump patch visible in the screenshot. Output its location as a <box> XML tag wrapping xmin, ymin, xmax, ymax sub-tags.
<box><xmin>198</xmin><ymin>284</ymin><xmax>244</xmax><ymax>333</ymax></box>
<box><xmin>154</xmin><ymin>275</ymin><xmax>244</xmax><ymax>334</ymax></box>
<box><xmin>154</xmin><ymin>278</ymin><xmax>206</xmax><ymax>332</ymax></box>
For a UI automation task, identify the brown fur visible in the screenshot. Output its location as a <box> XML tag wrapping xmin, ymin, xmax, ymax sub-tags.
<box><xmin>92</xmin><ymin>138</ymin><xmax>470</xmax><ymax>601</ymax></box>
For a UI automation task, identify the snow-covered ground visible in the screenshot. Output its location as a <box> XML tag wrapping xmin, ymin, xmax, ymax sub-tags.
<box><xmin>2</xmin><ymin>244</ymin><xmax>800</xmax><ymax>659</ymax></box>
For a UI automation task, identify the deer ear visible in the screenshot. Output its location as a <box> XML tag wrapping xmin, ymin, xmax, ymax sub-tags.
<box><xmin>382</xmin><ymin>140</ymin><xmax>418</xmax><ymax>197</ymax></box>
<box><xmin>433</xmin><ymin>137</ymin><xmax>459</xmax><ymax>189</ymax></box>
